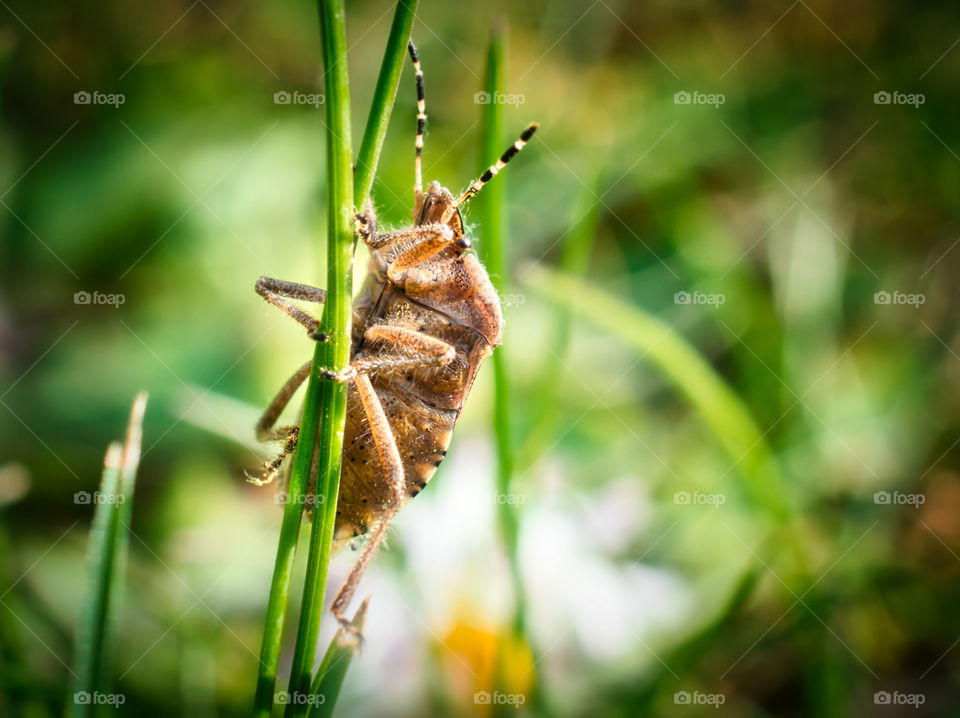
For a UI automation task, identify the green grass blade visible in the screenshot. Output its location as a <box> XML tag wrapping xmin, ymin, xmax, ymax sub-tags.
<box><xmin>519</xmin><ymin>176</ymin><xmax>602</xmax><ymax>472</ymax></box>
<box><xmin>353</xmin><ymin>0</ymin><xmax>418</xmax><ymax>209</ymax></box>
<box><xmin>256</xmin><ymin>2</ymin><xmax>408</xmax><ymax>714</ymax></box>
<box><xmin>253</xmin><ymin>373</ymin><xmax>325</xmax><ymax>716</ymax></box>
<box><xmin>284</xmin><ymin>0</ymin><xmax>354</xmax><ymax>714</ymax></box>
<box><xmin>476</xmin><ymin>28</ymin><xmax>517</xmax><ymax>561</ymax></box>
<box><xmin>69</xmin><ymin>391</ymin><xmax>147</xmax><ymax>718</ymax></box>
<box><xmin>69</xmin><ymin>442</ymin><xmax>122</xmax><ymax>718</ymax></box>
<box><xmin>524</xmin><ymin>266</ymin><xmax>790</xmax><ymax>519</ymax></box>
<box><xmin>474</xmin><ymin>25</ymin><xmax>541</xmax><ymax>714</ymax></box>
<box><xmin>304</xmin><ymin>597</ymin><xmax>369</xmax><ymax>718</ymax></box>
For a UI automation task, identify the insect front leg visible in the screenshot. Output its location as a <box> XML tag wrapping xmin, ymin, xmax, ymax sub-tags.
<box><xmin>360</xmin><ymin>221</ymin><xmax>453</xmax><ymax>253</ymax></box>
<box><xmin>331</xmin><ymin>372</ymin><xmax>405</xmax><ymax>635</ymax></box>
<box><xmin>255</xmin><ymin>276</ymin><xmax>329</xmax><ymax>340</ymax></box>
<box><xmin>318</xmin><ymin>325</ymin><xmax>456</xmax><ymax>382</ymax></box>
<box><xmin>247</xmin><ymin>360</ymin><xmax>311</xmax><ymax>486</ymax></box>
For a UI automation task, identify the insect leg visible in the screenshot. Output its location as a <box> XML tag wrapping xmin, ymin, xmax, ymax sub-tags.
<box><xmin>255</xmin><ymin>276</ymin><xmax>329</xmax><ymax>340</ymax></box>
<box><xmin>331</xmin><ymin>372</ymin><xmax>404</xmax><ymax>628</ymax></box>
<box><xmin>361</xmin><ymin>220</ymin><xmax>453</xmax><ymax>252</ymax></box>
<box><xmin>408</xmin><ymin>40</ymin><xmax>426</xmax><ymax>204</ymax></box>
<box><xmin>385</xmin><ymin>224</ymin><xmax>459</xmax><ymax>282</ymax></box>
<box><xmin>255</xmin><ymin>360</ymin><xmax>312</xmax><ymax>441</ymax></box>
<box><xmin>319</xmin><ymin>325</ymin><xmax>455</xmax><ymax>382</ymax></box>
<box><xmin>246</xmin><ymin>426</ymin><xmax>299</xmax><ymax>487</ymax></box>
<box><xmin>247</xmin><ymin>360</ymin><xmax>311</xmax><ymax>485</ymax></box>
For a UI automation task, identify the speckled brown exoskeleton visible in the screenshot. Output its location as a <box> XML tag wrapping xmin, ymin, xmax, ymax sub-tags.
<box><xmin>250</xmin><ymin>41</ymin><xmax>537</xmax><ymax>626</ymax></box>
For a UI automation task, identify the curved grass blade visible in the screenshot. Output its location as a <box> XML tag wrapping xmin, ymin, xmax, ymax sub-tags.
<box><xmin>524</xmin><ymin>266</ymin><xmax>790</xmax><ymax>519</ymax></box>
<box><xmin>518</xmin><ymin>174</ymin><xmax>602</xmax><ymax>473</ymax></box>
<box><xmin>305</xmin><ymin>597</ymin><xmax>369</xmax><ymax>718</ymax></box>
<box><xmin>353</xmin><ymin>0</ymin><xmax>418</xmax><ymax>209</ymax></box>
<box><xmin>69</xmin><ymin>391</ymin><xmax>147</xmax><ymax>718</ymax></box>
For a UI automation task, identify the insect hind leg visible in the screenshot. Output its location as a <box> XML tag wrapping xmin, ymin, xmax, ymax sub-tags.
<box><xmin>331</xmin><ymin>373</ymin><xmax>405</xmax><ymax>634</ymax></box>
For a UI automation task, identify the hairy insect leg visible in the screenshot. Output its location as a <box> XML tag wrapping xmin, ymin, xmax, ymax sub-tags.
<box><xmin>386</xmin><ymin>225</ymin><xmax>466</xmax><ymax>283</ymax></box>
<box><xmin>247</xmin><ymin>360</ymin><xmax>312</xmax><ymax>485</ymax></box>
<box><xmin>331</xmin><ymin>373</ymin><xmax>405</xmax><ymax>631</ymax></box>
<box><xmin>256</xmin><ymin>360</ymin><xmax>311</xmax><ymax>441</ymax></box>
<box><xmin>319</xmin><ymin>325</ymin><xmax>456</xmax><ymax>382</ymax></box>
<box><xmin>255</xmin><ymin>276</ymin><xmax>329</xmax><ymax>340</ymax></box>
<box><xmin>246</xmin><ymin>425</ymin><xmax>299</xmax><ymax>487</ymax></box>
<box><xmin>360</xmin><ymin>223</ymin><xmax>464</xmax><ymax>286</ymax></box>
<box><xmin>361</xmin><ymin>221</ymin><xmax>453</xmax><ymax>253</ymax></box>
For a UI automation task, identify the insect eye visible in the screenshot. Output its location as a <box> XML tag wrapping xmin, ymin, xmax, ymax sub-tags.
<box><xmin>454</xmin><ymin>237</ymin><xmax>472</xmax><ymax>251</ymax></box>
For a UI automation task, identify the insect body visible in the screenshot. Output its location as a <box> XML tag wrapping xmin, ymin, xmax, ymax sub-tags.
<box><xmin>252</xmin><ymin>41</ymin><xmax>537</xmax><ymax>624</ymax></box>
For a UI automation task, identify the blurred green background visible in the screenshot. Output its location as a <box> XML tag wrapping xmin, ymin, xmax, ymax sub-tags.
<box><xmin>2</xmin><ymin>0</ymin><xmax>959</xmax><ymax>716</ymax></box>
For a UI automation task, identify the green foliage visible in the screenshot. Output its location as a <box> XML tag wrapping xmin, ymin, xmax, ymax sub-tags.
<box><xmin>69</xmin><ymin>393</ymin><xmax>147</xmax><ymax>718</ymax></box>
<box><xmin>2</xmin><ymin>1</ymin><xmax>958</xmax><ymax>716</ymax></box>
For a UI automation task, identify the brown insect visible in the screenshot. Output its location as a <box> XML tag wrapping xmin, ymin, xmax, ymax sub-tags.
<box><xmin>251</xmin><ymin>40</ymin><xmax>537</xmax><ymax>625</ymax></box>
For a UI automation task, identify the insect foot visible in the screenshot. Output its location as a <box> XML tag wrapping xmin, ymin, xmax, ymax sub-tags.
<box><xmin>319</xmin><ymin>365</ymin><xmax>357</xmax><ymax>383</ymax></box>
<box><xmin>245</xmin><ymin>426</ymin><xmax>299</xmax><ymax>485</ymax></box>
<box><xmin>334</xmin><ymin>595</ymin><xmax>371</xmax><ymax>652</ymax></box>
<box><xmin>244</xmin><ymin>465</ymin><xmax>279</xmax><ymax>487</ymax></box>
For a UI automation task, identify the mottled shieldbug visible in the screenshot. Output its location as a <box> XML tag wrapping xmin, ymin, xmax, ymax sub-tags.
<box><xmin>252</xmin><ymin>40</ymin><xmax>537</xmax><ymax>626</ymax></box>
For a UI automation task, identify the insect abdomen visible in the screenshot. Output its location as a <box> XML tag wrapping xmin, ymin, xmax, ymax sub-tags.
<box><xmin>333</xmin><ymin>287</ymin><xmax>493</xmax><ymax>542</ymax></box>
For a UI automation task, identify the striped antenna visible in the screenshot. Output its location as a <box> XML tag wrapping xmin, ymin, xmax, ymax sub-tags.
<box><xmin>408</xmin><ymin>40</ymin><xmax>426</xmax><ymax>201</ymax></box>
<box><xmin>451</xmin><ymin>123</ymin><xmax>538</xmax><ymax>209</ymax></box>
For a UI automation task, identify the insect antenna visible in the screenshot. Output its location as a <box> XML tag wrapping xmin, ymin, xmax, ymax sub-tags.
<box><xmin>449</xmin><ymin>123</ymin><xmax>538</xmax><ymax>213</ymax></box>
<box><xmin>408</xmin><ymin>40</ymin><xmax>427</xmax><ymax>203</ymax></box>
